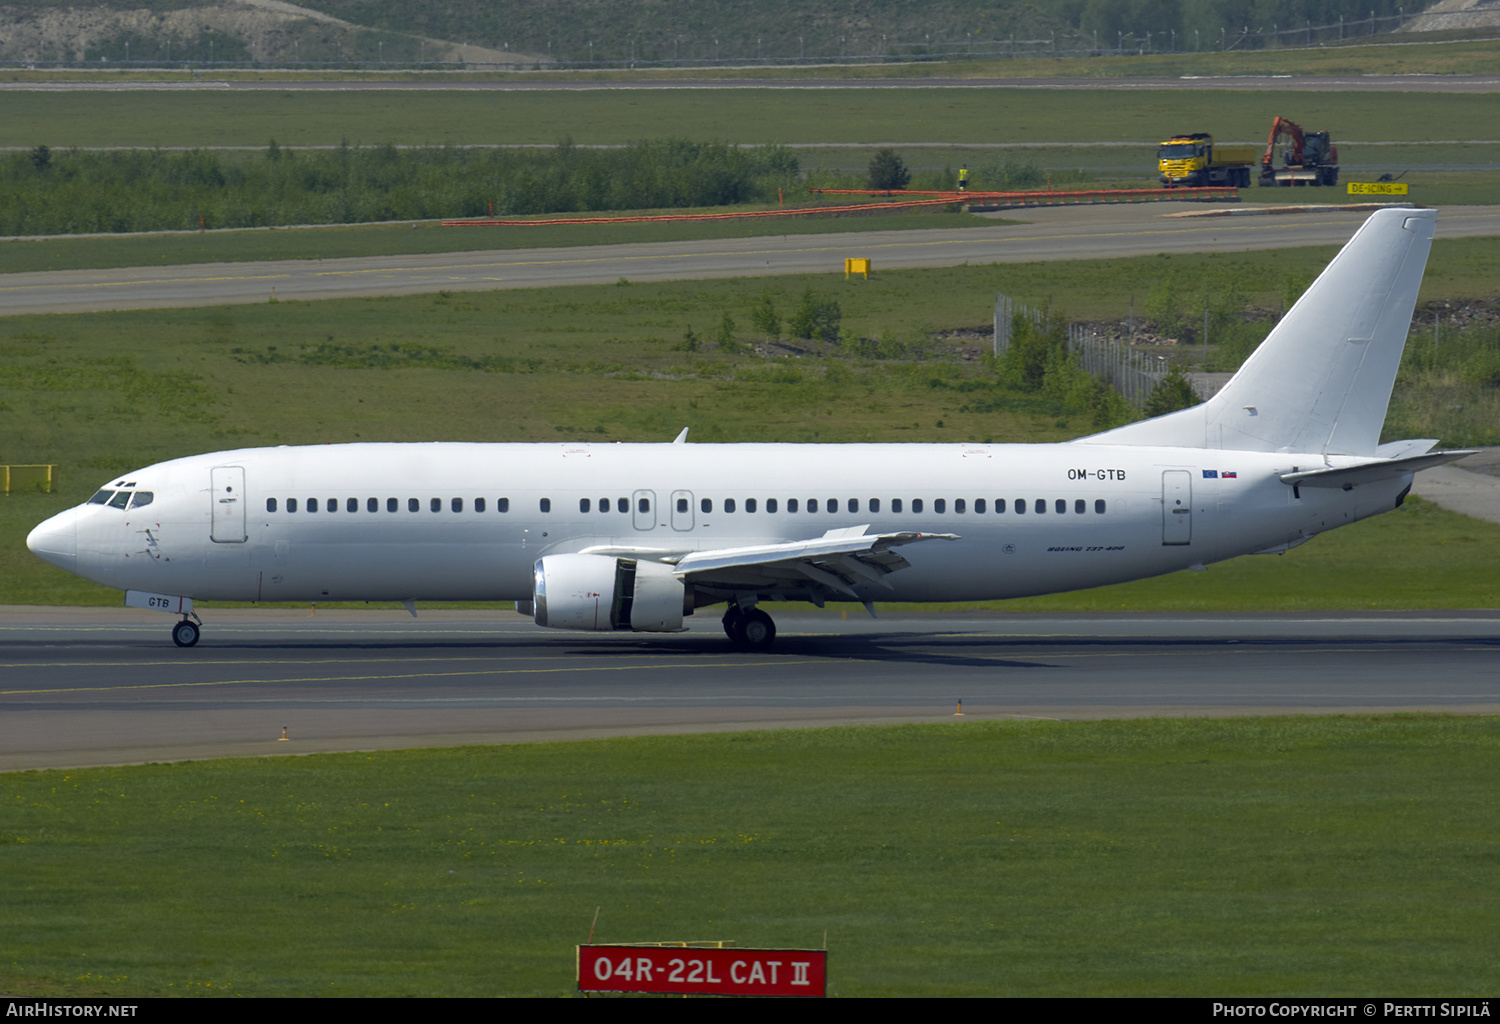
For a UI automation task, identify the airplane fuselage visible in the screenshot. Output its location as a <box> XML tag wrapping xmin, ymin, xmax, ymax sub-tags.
<box><xmin>34</xmin><ymin>440</ymin><xmax>1408</xmax><ymax>608</ymax></box>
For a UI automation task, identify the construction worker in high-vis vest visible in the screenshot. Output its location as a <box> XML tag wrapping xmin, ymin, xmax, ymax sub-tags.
<box><xmin>958</xmin><ymin>165</ymin><xmax>969</xmax><ymax>191</ymax></box>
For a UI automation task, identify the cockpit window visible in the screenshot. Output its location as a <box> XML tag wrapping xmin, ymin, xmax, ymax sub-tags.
<box><xmin>108</xmin><ymin>490</ymin><xmax>132</xmax><ymax>509</ymax></box>
<box><xmin>87</xmin><ymin>489</ymin><xmax>113</xmax><ymax>505</ymax></box>
<box><xmin>128</xmin><ymin>491</ymin><xmax>154</xmax><ymax>510</ymax></box>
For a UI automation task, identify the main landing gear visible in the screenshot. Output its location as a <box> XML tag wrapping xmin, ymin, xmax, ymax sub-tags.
<box><xmin>172</xmin><ymin>616</ymin><xmax>202</xmax><ymax>648</ymax></box>
<box><xmin>722</xmin><ymin>603</ymin><xmax>776</xmax><ymax>650</ymax></box>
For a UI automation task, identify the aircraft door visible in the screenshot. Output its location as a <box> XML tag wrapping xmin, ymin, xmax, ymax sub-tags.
<box><xmin>210</xmin><ymin>466</ymin><xmax>247</xmax><ymax>543</ymax></box>
<box><xmin>633</xmin><ymin>489</ymin><xmax>656</xmax><ymax>531</ymax></box>
<box><xmin>1162</xmin><ymin>470</ymin><xmax>1192</xmax><ymax>545</ymax></box>
<box><xmin>670</xmin><ymin>490</ymin><xmax>694</xmax><ymax>531</ymax></box>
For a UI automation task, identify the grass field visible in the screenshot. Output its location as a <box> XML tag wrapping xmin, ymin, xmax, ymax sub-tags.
<box><xmin>3</xmin><ymin>88</ymin><xmax>1496</xmax><ymax>150</ymax></box>
<box><xmin>3</xmin><ymin>716</ymin><xmax>1497</xmax><ymax>997</ymax></box>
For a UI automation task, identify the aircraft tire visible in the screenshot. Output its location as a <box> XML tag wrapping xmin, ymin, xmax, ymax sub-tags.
<box><xmin>736</xmin><ymin>609</ymin><xmax>776</xmax><ymax>650</ymax></box>
<box><xmin>172</xmin><ymin>620</ymin><xmax>200</xmax><ymax>648</ymax></box>
<box><xmin>722</xmin><ymin>606</ymin><xmax>745</xmax><ymax>644</ymax></box>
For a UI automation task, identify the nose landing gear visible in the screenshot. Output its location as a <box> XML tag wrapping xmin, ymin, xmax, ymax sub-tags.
<box><xmin>172</xmin><ymin>616</ymin><xmax>202</xmax><ymax>648</ymax></box>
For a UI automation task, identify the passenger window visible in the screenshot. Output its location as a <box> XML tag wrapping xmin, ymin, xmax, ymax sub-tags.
<box><xmin>956</xmin><ymin>498</ymin><xmax>966</xmax><ymax>513</ymax></box>
<box><xmin>408</xmin><ymin>498</ymin><xmax>419</xmax><ymax>512</ymax></box>
<box><xmin>347</xmin><ymin>497</ymin><xmax>358</xmax><ymax>513</ymax></box>
<box><xmin>827</xmin><ymin>498</ymin><xmax>837</xmax><ymax>512</ymax></box>
<box><xmin>996</xmin><ymin>499</ymin><xmax>1006</xmax><ymax>513</ymax></box>
<box><xmin>1015</xmin><ymin>499</ymin><xmax>1025</xmax><ymax>514</ymax></box>
<box><xmin>1035</xmin><ymin>499</ymin><xmax>1046</xmax><ymax>514</ymax></box>
<box><xmin>1075</xmin><ymin>499</ymin><xmax>1085</xmax><ymax>514</ymax></box>
<box><xmin>476</xmin><ymin>498</ymin><xmax>486</xmax><ymax>513</ymax></box>
<box><xmin>892</xmin><ymin>498</ymin><xmax>902</xmax><ymax>513</ymax></box>
<box><xmin>767</xmin><ymin>498</ymin><xmax>777</xmax><ymax>513</ymax></box>
<box><xmin>787</xmin><ymin>498</ymin><xmax>799</xmax><ymax>513</ymax></box>
<box><xmin>108</xmin><ymin>490</ymin><xmax>131</xmax><ymax>509</ymax></box>
<box><xmin>808</xmin><ymin>498</ymin><xmax>818</xmax><ymax>513</ymax></box>
<box><xmin>638</xmin><ymin>497</ymin><xmax>650</xmax><ymax>513</ymax></box>
<box><xmin>1096</xmin><ymin>499</ymin><xmax>1107</xmax><ymax>514</ymax></box>
<box><xmin>388</xmin><ymin>498</ymin><xmax>398</xmax><ymax>513</ymax></box>
<box><xmin>431</xmin><ymin>498</ymin><xmax>441</xmax><ymax>513</ymax></box>
<box><xmin>288</xmin><ymin>498</ymin><xmax>298</xmax><ymax>513</ymax></box>
<box><xmin>869</xmin><ymin>498</ymin><xmax>880</xmax><ymax>513</ymax></box>
<box><xmin>266</xmin><ymin>497</ymin><xmax>277</xmax><ymax>513</ymax></box>
<box><xmin>366</xmin><ymin>497</ymin><xmax>377</xmax><ymax>513</ymax></box>
<box><xmin>497</xmin><ymin>498</ymin><xmax>510</xmax><ymax>513</ymax></box>
<box><xmin>599</xmin><ymin>498</ymin><xmax>608</xmax><ymax>513</ymax></box>
<box><xmin>848</xmin><ymin>498</ymin><xmax>858</xmax><ymax>513</ymax></box>
<box><xmin>580</xmin><ymin>498</ymin><xmax>591</xmax><ymax>513</ymax></box>
<box><xmin>935</xmin><ymin>498</ymin><xmax>946</xmax><ymax>514</ymax></box>
<box><xmin>540</xmin><ymin>498</ymin><xmax>552</xmax><ymax>513</ymax></box>
<box><xmin>309</xmin><ymin>498</ymin><xmax>319</xmax><ymax>513</ymax></box>
<box><xmin>912</xmin><ymin>498</ymin><xmax>924</xmax><ymax>513</ymax></box>
<box><xmin>725</xmin><ymin>498</ymin><xmax>736</xmax><ymax>513</ymax></box>
<box><xmin>701</xmin><ymin>498</ymin><xmax>713</xmax><ymax>513</ymax></box>
<box><xmin>129</xmin><ymin>492</ymin><xmax>153</xmax><ymax>509</ymax></box>
<box><xmin>1055</xmin><ymin>499</ymin><xmax>1066</xmax><ymax>514</ymax></box>
<box><xmin>975</xmin><ymin>498</ymin><xmax>985</xmax><ymax>514</ymax></box>
<box><xmin>327</xmin><ymin>498</ymin><xmax>337</xmax><ymax>512</ymax></box>
<box><xmin>617</xmin><ymin>497</ymin><xmax>628</xmax><ymax>513</ymax></box>
<box><xmin>452</xmin><ymin>497</ymin><xmax>463</xmax><ymax>513</ymax></box>
<box><xmin>746</xmin><ymin>498</ymin><xmax>757</xmax><ymax>513</ymax></box>
<box><xmin>87</xmin><ymin>489</ymin><xmax>113</xmax><ymax>505</ymax></box>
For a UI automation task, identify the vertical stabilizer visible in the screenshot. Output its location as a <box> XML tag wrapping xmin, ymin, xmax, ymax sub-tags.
<box><xmin>1081</xmin><ymin>208</ymin><xmax>1435</xmax><ymax>455</ymax></box>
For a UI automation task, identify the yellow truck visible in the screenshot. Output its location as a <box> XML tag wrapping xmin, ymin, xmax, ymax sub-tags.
<box><xmin>1156</xmin><ymin>132</ymin><xmax>1257</xmax><ymax>188</ymax></box>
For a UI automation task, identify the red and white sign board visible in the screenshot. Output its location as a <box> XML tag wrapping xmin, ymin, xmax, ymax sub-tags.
<box><xmin>577</xmin><ymin>944</ymin><xmax>826</xmax><ymax>997</ymax></box>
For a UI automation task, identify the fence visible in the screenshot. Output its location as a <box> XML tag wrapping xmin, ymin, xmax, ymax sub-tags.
<box><xmin>994</xmin><ymin>295</ymin><xmax>1167</xmax><ymax>410</ymax></box>
<box><xmin>0</xmin><ymin>12</ymin><xmax>1425</xmax><ymax>71</ymax></box>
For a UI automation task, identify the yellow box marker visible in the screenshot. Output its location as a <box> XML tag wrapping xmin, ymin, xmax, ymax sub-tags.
<box><xmin>845</xmin><ymin>257</ymin><xmax>871</xmax><ymax>279</ymax></box>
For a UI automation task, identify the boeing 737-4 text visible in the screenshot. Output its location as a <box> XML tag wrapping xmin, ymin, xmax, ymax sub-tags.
<box><xmin>27</xmin><ymin>208</ymin><xmax>1469</xmax><ymax>648</ymax></box>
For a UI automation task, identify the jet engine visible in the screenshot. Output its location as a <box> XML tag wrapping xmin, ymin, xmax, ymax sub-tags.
<box><xmin>532</xmin><ymin>554</ymin><xmax>687</xmax><ymax>632</ymax></box>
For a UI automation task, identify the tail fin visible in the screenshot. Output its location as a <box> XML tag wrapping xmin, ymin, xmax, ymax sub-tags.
<box><xmin>1082</xmin><ymin>208</ymin><xmax>1435</xmax><ymax>456</ymax></box>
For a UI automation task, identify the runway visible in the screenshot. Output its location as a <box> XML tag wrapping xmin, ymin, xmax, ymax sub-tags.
<box><xmin>6</xmin><ymin>203</ymin><xmax>1500</xmax><ymax>316</ymax></box>
<box><xmin>2</xmin><ymin>608</ymin><xmax>1496</xmax><ymax>771</ymax></box>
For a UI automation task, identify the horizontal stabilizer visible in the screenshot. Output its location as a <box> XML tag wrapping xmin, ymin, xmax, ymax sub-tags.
<box><xmin>1280</xmin><ymin>450</ymin><xmax>1477</xmax><ymax>488</ymax></box>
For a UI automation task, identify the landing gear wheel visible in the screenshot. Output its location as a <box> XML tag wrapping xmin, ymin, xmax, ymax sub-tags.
<box><xmin>172</xmin><ymin>619</ymin><xmax>200</xmax><ymax>648</ymax></box>
<box><xmin>735</xmin><ymin>609</ymin><xmax>776</xmax><ymax>651</ymax></box>
<box><xmin>722</xmin><ymin>606</ymin><xmax>746</xmax><ymax>645</ymax></box>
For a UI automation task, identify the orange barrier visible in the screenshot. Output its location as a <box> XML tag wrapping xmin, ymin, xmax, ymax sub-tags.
<box><xmin>443</xmin><ymin>197</ymin><xmax>959</xmax><ymax>227</ymax></box>
<box><xmin>442</xmin><ymin>186</ymin><xmax>1236</xmax><ymax>228</ymax></box>
<box><xmin>809</xmin><ymin>186</ymin><xmax>1238</xmax><ymax>205</ymax></box>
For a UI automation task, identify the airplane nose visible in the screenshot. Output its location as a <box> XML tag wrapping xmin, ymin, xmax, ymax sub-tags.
<box><xmin>27</xmin><ymin>509</ymin><xmax>78</xmax><ymax>575</ymax></box>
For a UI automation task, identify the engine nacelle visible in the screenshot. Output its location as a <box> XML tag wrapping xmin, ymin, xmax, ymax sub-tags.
<box><xmin>532</xmin><ymin>553</ymin><xmax>686</xmax><ymax>633</ymax></box>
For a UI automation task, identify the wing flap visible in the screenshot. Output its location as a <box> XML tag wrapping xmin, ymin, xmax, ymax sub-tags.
<box><xmin>672</xmin><ymin>528</ymin><xmax>957</xmax><ymax>594</ymax></box>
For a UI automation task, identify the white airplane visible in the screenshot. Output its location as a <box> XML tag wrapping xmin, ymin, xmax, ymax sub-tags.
<box><xmin>28</xmin><ymin>208</ymin><xmax>1470</xmax><ymax>649</ymax></box>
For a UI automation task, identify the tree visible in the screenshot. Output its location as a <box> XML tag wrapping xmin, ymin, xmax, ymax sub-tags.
<box><xmin>867</xmin><ymin>148</ymin><xmax>911</xmax><ymax>191</ymax></box>
<box><xmin>789</xmin><ymin>290</ymin><xmax>842</xmax><ymax>344</ymax></box>
<box><xmin>1143</xmin><ymin>366</ymin><xmax>1201</xmax><ymax>418</ymax></box>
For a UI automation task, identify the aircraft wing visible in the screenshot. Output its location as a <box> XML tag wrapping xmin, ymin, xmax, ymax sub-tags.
<box><xmin>1280</xmin><ymin>450</ymin><xmax>1477</xmax><ymax>489</ymax></box>
<box><xmin>668</xmin><ymin>526</ymin><xmax>959</xmax><ymax>599</ymax></box>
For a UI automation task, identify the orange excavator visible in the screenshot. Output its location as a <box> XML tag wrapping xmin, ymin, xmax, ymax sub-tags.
<box><xmin>1259</xmin><ymin>116</ymin><xmax>1339</xmax><ymax>187</ymax></box>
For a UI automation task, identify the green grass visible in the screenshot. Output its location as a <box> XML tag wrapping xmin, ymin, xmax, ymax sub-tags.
<box><xmin>3</xmin><ymin>716</ymin><xmax>1497</xmax><ymax>996</ymax></box>
<box><xmin>3</xmin><ymin>88</ymin><xmax>1496</xmax><ymax>149</ymax></box>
